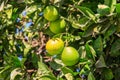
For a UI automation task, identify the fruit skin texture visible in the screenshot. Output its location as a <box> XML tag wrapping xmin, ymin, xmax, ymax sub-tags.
<box><xmin>61</xmin><ymin>47</ymin><xmax>79</xmax><ymax>66</ymax></box>
<box><xmin>43</xmin><ymin>6</ymin><xmax>59</xmax><ymax>21</ymax></box>
<box><xmin>50</xmin><ymin>19</ymin><xmax>66</xmax><ymax>34</ymax></box>
<box><xmin>46</xmin><ymin>38</ymin><xmax>64</xmax><ymax>56</ymax></box>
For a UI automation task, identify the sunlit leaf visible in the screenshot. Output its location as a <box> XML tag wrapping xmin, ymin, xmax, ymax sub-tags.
<box><xmin>75</xmin><ymin>6</ymin><xmax>96</xmax><ymax>22</ymax></box>
<box><xmin>25</xmin><ymin>5</ymin><xmax>39</xmax><ymax>16</ymax></box>
<box><xmin>37</xmin><ymin>61</ymin><xmax>56</xmax><ymax>79</ymax></box>
<box><xmin>78</xmin><ymin>46</ymin><xmax>86</xmax><ymax>59</ymax></box>
<box><xmin>80</xmin><ymin>64</ymin><xmax>91</xmax><ymax>75</ymax></box>
<box><xmin>79</xmin><ymin>58</ymin><xmax>91</xmax><ymax>65</ymax></box>
<box><xmin>65</xmin><ymin>73</ymin><xmax>74</xmax><ymax>80</ymax></box>
<box><xmin>10</xmin><ymin>68</ymin><xmax>22</xmax><ymax>80</ymax></box>
<box><xmin>54</xmin><ymin>58</ymin><xmax>64</xmax><ymax>66</ymax></box>
<box><xmin>0</xmin><ymin>1</ymin><xmax>4</xmax><ymax>11</ymax></box>
<box><xmin>116</xmin><ymin>3</ymin><xmax>120</xmax><ymax>13</ymax></box>
<box><xmin>104</xmin><ymin>0</ymin><xmax>116</xmax><ymax>13</ymax></box>
<box><xmin>5</xmin><ymin>8</ymin><xmax>12</xmax><ymax>19</ymax></box>
<box><xmin>97</xmin><ymin>4</ymin><xmax>110</xmax><ymax>16</ymax></box>
<box><xmin>72</xmin><ymin>17</ymin><xmax>90</xmax><ymax>30</ymax></box>
<box><xmin>109</xmin><ymin>0</ymin><xmax>116</xmax><ymax>13</ymax></box>
<box><xmin>61</xmin><ymin>67</ymin><xmax>74</xmax><ymax>75</ymax></box>
<box><xmin>88</xmin><ymin>72</ymin><xmax>95</xmax><ymax>80</ymax></box>
<box><xmin>24</xmin><ymin>48</ymin><xmax>30</xmax><ymax>57</ymax></box>
<box><xmin>40</xmin><ymin>75</ymin><xmax>56</xmax><ymax>80</ymax></box>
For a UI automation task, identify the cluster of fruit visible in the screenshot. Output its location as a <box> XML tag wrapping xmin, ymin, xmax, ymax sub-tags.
<box><xmin>46</xmin><ymin>38</ymin><xmax>79</xmax><ymax>66</ymax></box>
<box><xmin>43</xmin><ymin>5</ymin><xmax>66</xmax><ymax>34</ymax></box>
<box><xmin>44</xmin><ymin>5</ymin><xmax>80</xmax><ymax>66</ymax></box>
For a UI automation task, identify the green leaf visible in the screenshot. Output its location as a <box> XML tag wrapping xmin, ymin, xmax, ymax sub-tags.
<box><xmin>37</xmin><ymin>61</ymin><xmax>56</xmax><ymax>79</ymax></box>
<box><xmin>17</xmin><ymin>0</ymin><xmax>24</xmax><ymax>3</ymax></box>
<box><xmin>93</xmin><ymin>36</ymin><xmax>103</xmax><ymax>53</ymax></box>
<box><xmin>110</xmin><ymin>39</ymin><xmax>120</xmax><ymax>57</ymax></box>
<box><xmin>61</xmin><ymin>67</ymin><xmax>74</xmax><ymax>75</ymax></box>
<box><xmin>78</xmin><ymin>46</ymin><xmax>86</xmax><ymax>59</ymax></box>
<box><xmin>104</xmin><ymin>0</ymin><xmax>110</xmax><ymax>6</ymax></box>
<box><xmin>116</xmin><ymin>3</ymin><xmax>120</xmax><ymax>13</ymax></box>
<box><xmin>0</xmin><ymin>1</ymin><xmax>4</xmax><ymax>11</ymax></box>
<box><xmin>88</xmin><ymin>72</ymin><xmax>95</xmax><ymax>80</ymax></box>
<box><xmin>72</xmin><ymin>17</ymin><xmax>90</xmax><ymax>30</ymax></box>
<box><xmin>109</xmin><ymin>0</ymin><xmax>116</xmax><ymax>13</ymax></box>
<box><xmin>40</xmin><ymin>75</ymin><xmax>56</xmax><ymax>80</ymax></box>
<box><xmin>49</xmin><ymin>61</ymin><xmax>62</xmax><ymax>70</ymax></box>
<box><xmin>54</xmin><ymin>58</ymin><xmax>64</xmax><ymax>66</ymax></box>
<box><xmin>97</xmin><ymin>4</ymin><xmax>110</xmax><ymax>16</ymax></box>
<box><xmin>5</xmin><ymin>4</ymin><xmax>13</xmax><ymax>19</ymax></box>
<box><xmin>115</xmin><ymin>68</ymin><xmax>120</xmax><ymax>80</ymax></box>
<box><xmin>0</xmin><ymin>45</ymin><xmax>3</xmax><ymax>51</ymax></box>
<box><xmin>0</xmin><ymin>66</ymin><xmax>11</xmax><ymax>74</ymax></box>
<box><xmin>31</xmin><ymin>53</ymin><xmax>39</xmax><ymax>68</ymax></box>
<box><xmin>104</xmin><ymin>0</ymin><xmax>116</xmax><ymax>13</ymax></box>
<box><xmin>12</xmin><ymin>56</ymin><xmax>22</xmax><ymax>67</ymax></box>
<box><xmin>102</xmin><ymin>68</ymin><xmax>114</xmax><ymax>80</ymax></box>
<box><xmin>42</xmin><ymin>0</ymin><xmax>49</xmax><ymax>4</ymax></box>
<box><xmin>100</xmin><ymin>22</ymin><xmax>111</xmax><ymax>34</ymax></box>
<box><xmin>85</xmin><ymin>44</ymin><xmax>92</xmax><ymax>59</ymax></box>
<box><xmin>0</xmin><ymin>69</ymin><xmax>11</xmax><ymax>80</ymax></box>
<box><xmin>80</xmin><ymin>64</ymin><xmax>91</xmax><ymax>75</ymax></box>
<box><xmin>79</xmin><ymin>58</ymin><xmax>91</xmax><ymax>65</ymax></box>
<box><xmin>65</xmin><ymin>73</ymin><xmax>74</xmax><ymax>80</ymax></box>
<box><xmin>95</xmin><ymin>55</ymin><xmax>106</xmax><ymax>68</ymax></box>
<box><xmin>84</xmin><ymin>64</ymin><xmax>90</xmax><ymax>71</ymax></box>
<box><xmin>23</xmin><ymin>41</ymin><xmax>31</xmax><ymax>57</ymax></box>
<box><xmin>10</xmin><ymin>68</ymin><xmax>22</xmax><ymax>80</ymax></box>
<box><xmin>104</xmin><ymin>25</ymin><xmax>116</xmax><ymax>39</ymax></box>
<box><xmin>89</xmin><ymin>45</ymin><xmax>96</xmax><ymax>58</ymax></box>
<box><xmin>38</xmin><ymin>61</ymin><xmax>51</xmax><ymax>72</ymax></box>
<box><xmin>24</xmin><ymin>0</ymin><xmax>34</xmax><ymax>4</ymax></box>
<box><xmin>20</xmin><ymin>58</ymin><xmax>26</xmax><ymax>68</ymax></box>
<box><xmin>24</xmin><ymin>48</ymin><xmax>30</xmax><ymax>57</ymax></box>
<box><xmin>85</xmin><ymin>43</ymin><xmax>96</xmax><ymax>60</ymax></box>
<box><xmin>75</xmin><ymin>6</ymin><xmax>96</xmax><ymax>22</ymax></box>
<box><xmin>26</xmin><ymin>5</ymin><xmax>38</xmax><ymax>15</ymax></box>
<box><xmin>83</xmin><ymin>23</ymin><xmax>95</xmax><ymax>37</ymax></box>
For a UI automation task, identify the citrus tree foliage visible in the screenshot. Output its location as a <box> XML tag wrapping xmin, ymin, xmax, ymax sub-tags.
<box><xmin>0</xmin><ymin>0</ymin><xmax>120</xmax><ymax>80</ymax></box>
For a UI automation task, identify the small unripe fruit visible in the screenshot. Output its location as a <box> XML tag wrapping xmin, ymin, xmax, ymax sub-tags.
<box><xmin>50</xmin><ymin>19</ymin><xmax>66</xmax><ymax>34</ymax></box>
<box><xmin>46</xmin><ymin>38</ymin><xmax>64</xmax><ymax>55</ymax></box>
<box><xmin>43</xmin><ymin>6</ymin><xmax>59</xmax><ymax>21</ymax></box>
<box><xmin>61</xmin><ymin>47</ymin><xmax>79</xmax><ymax>66</ymax></box>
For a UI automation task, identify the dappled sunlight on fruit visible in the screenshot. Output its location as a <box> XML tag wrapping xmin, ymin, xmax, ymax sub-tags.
<box><xmin>0</xmin><ymin>0</ymin><xmax>120</xmax><ymax>80</ymax></box>
<box><xmin>46</xmin><ymin>38</ymin><xmax>64</xmax><ymax>55</ymax></box>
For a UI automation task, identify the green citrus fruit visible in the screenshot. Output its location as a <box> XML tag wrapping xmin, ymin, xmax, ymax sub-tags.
<box><xmin>43</xmin><ymin>6</ymin><xmax>59</xmax><ymax>21</ymax></box>
<box><xmin>50</xmin><ymin>19</ymin><xmax>66</xmax><ymax>34</ymax></box>
<box><xmin>46</xmin><ymin>38</ymin><xmax>64</xmax><ymax>55</ymax></box>
<box><xmin>61</xmin><ymin>47</ymin><xmax>79</xmax><ymax>66</ymax></box>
